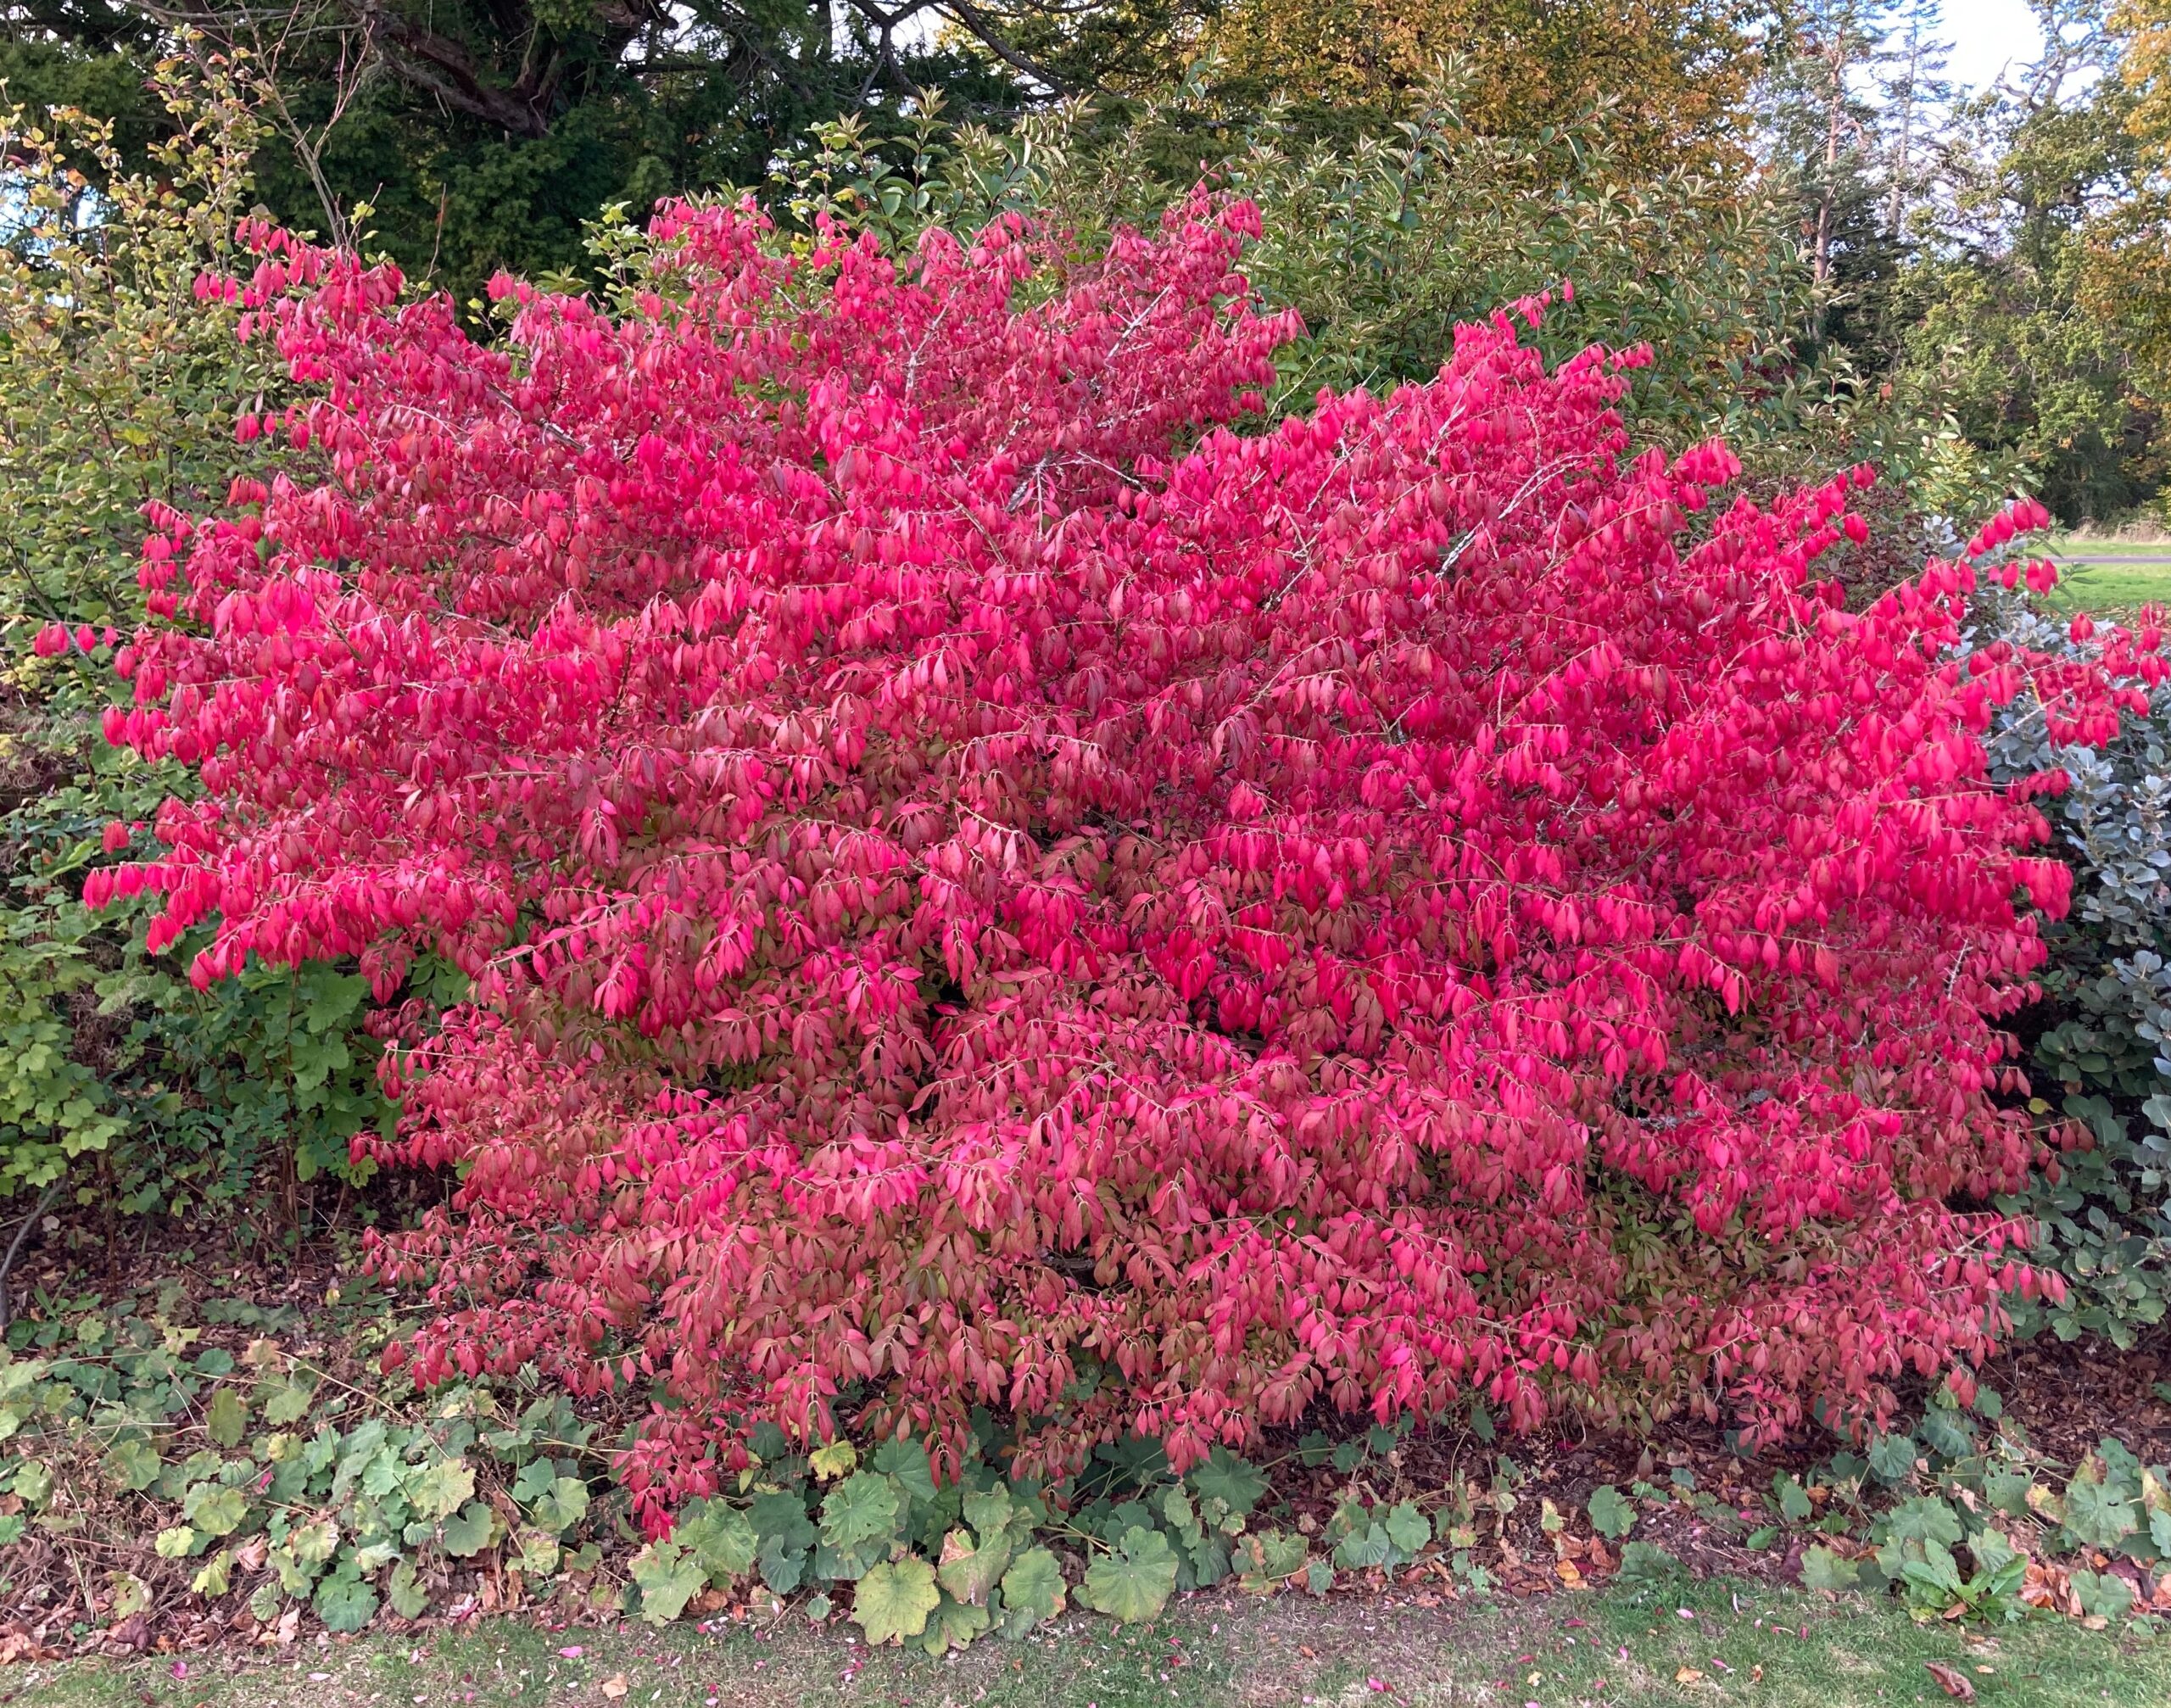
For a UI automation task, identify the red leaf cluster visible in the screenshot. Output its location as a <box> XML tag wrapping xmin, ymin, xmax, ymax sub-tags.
<box><xmin>97</xmin><ymin>197</ymin><xmax>2162</xmax><ymax>1527</ymax></box>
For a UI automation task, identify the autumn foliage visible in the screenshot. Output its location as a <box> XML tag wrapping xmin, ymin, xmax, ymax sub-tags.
<box><xmin>81</xmin><ymin>193</ymin><xmax>2167</xmax><ymax>1528</ymax></box>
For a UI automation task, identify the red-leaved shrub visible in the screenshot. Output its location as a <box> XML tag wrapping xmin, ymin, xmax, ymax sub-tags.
<box><xmin>92</xmin><ymin>194</ymin><xmax>2164</xmax><ymax>1527</ymax></box>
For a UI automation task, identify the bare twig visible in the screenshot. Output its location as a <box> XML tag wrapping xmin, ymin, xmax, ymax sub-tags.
<box><xmin>0</xmin><ymin>1178</ymin><xmax>66</xmax><ymax>1334</ymax></box>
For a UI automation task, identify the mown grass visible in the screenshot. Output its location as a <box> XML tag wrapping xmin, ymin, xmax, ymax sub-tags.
<box><xmin>2039</xmin><ymin>534</ymin><xmax>2171</xmax><ymax>617</ymax></box>
<box><xmin>2049</xmin><ymin>560</ymin><xmax>2171</xmax><ymax>616</ymax></box>
<box><xmin>2047</xmin><ymin>536</ymin><xmax>2171</xmax><ymax>557</ymax></box>
<box><xmin>14</xmin><ymin>1574</ymin><xmax>2170</xmax><ymax>1708</ymax></box>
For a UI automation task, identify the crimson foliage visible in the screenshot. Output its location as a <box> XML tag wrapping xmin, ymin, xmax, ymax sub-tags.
<box><xmin>87</xmin><ymin>196</ymin><xmax>2164</xmax><ymax>1527</ymax></box>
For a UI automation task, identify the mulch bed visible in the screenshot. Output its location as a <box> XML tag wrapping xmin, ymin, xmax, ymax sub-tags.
<box><xmin>1256</xmin><ymin>1330</ymin><xmax>2171</xmax><ymax>1599</ymax></box>
<box><xmin>1995</xmin><ymin>1334</ymin><xmax>2171</xmax><ymax>1467</ymax></box>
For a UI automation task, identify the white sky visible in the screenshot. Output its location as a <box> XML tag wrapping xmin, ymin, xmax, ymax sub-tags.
<box><xmin>1942</xmin><ymin>0</ymin><xmax>2048</xmax><ymax>92</ymax></box>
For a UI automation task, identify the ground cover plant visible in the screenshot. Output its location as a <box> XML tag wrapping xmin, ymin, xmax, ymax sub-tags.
<box><xmin>75</xmin><ymin>184</ymin><xmax>2171</xmax><ymax>1538</ymax></box>
<box><xmin>8</xmin><ymin>1275</ymin><xmax>2171</xmax><ymax>1661</ymax></box>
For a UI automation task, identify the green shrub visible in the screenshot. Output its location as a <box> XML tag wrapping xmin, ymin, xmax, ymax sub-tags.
<box><xmin>1980</xmin><ymin>595</ymin><xmax>2171</xmax><ymax>1343</ymax></box>
<box><xmin>0</xmin><ymin>61</ymin><xmax>415</xmax><ymax>1225</ymax></box>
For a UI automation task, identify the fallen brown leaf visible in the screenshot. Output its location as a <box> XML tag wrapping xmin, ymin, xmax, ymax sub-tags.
<box><xmin>0</xmin><ymin>1626</ymin><xmax>59</xmax><ymax>1666</ymax></box>
<box><xmin>2021</xmin><ymin>1559</ymin><xmax>2083</xmax><ymax>1617</ymax></box>
<box><xmin>1674</xmin><ymin>1667</ymin><xmax>1705</xmax><ymax>1684</ymax></box>
<box><xmin>600</xmin><ymin>1676</ymin><xmax>628</xmax><ymax>1700</ymax></box>
<box><xmin>1924</xmin><ymin>1661</ymin><xmax>1975</xmax><ymax>1701</ymax></box>
<box><xmin>103</xmin><ymin>1615</ymin><xmax>150</xmax><ymax>1655</ymax></box>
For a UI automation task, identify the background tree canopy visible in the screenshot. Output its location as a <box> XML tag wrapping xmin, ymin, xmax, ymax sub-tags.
<box><xmin>0</xmin><ymin>0</ymin><xmax>1772</xmax><ymax>298</ymax></box>
<box><xmin>1193</xmin><ymin>0</ymin><xmax>1763</xmax><ymax>167</ymax></box>
<box><xmin>0</xmin><ymin>0</ymin><xmax>1032</xmax><ymax>294</ymax></box>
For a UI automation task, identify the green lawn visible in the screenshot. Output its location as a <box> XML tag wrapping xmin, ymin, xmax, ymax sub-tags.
<box><xmin>2040</xmin><ymin>537</ymin><xmax>2171</xmax><ymax>615</ymax></box>
<box><xmin>2048</xmin><ymin>561</ymin><xmax>2171</xmax><ymax>615</ymax></box>
<box><xmin>13</xmin><ymin>1576</ymin><xmax>2169</xmax><ymax>1708</ymax></box>
<box><xmin>2045</xmin><ymin>536</ymin><xmax>2171</xmax><ymax>557</ymax></box>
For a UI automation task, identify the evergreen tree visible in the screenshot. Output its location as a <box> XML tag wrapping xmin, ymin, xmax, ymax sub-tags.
<box><xmin>1757</xmin><ymin>0</ymin><xmax>1909</xmax><ymax>356</ymax></box>
<box><xmin>1891</xmin><ymin>1</ymin><xmax>2157</xmax><ymax>521</ymax></box>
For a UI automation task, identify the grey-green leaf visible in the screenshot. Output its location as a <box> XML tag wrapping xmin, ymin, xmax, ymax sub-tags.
<box><xmin>1080</xmin><ymin>1526</ymin><xmax>1179</xmax><ymax>1625</ymax></box>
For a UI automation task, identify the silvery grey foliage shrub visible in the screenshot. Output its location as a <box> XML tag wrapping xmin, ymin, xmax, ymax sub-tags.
<box><xmin>1978</xmin><ymin>595</ymin><xmax>2171</xmax><ymax>1344</ymax></box>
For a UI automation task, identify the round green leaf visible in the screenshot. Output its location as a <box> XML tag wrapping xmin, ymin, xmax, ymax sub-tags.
<box><xmin>409</xmin><ymin>1457</ymin><xmax>477</xmax><ymax>1522</ymax></box>
<box><xmin>1186</xmin><ymin>1447</ymin><xmax>1268</xmax><ymax>1518</ymax></box>
<box><xmin>630</xmin><ymin>1539</ymin><xmax>706</xmax><ymax>1625</ymax></box>
<box><xmin>204</xmin><ymin>1387</ymin><xmax>248</xmax><ymax>1449</ymax></box>
<box><xmin>674</xmin><ymin>1500</ymin><xmax>756</xmax><ymax>1579</ymax></box>
<box><xmin>998</xmin><ymin>1546</ymin><xmax>1066</xmax><ymax>1634</ymax></box>
<box><xmin>853</xmin><ymin>1556</ymin><xmax>941</xmax><ymax>1645</ymax></box>
<box><xmin>935</xmin><ymin>1525</ymin><xmax>1012</xmax><ymax>1606</ymax></box>
<box><xmin>1080</xmin><ymin>1526</ymin><xmax>1179</xmax><ymax>1625</ymax></box>
<box><xmin>314</xmin><ymin>1571</ymin><xmax>379</xmax><ymax>1634</ymax></box>
<box><xmin>1798</xmin><ymin>1544</ymin><xmax>1860</xmax><ymax>1592</ymax></box>
<box><xmin>262</xmin><ymin>1383</ymin><xmax>315</xmax><ymax>1426</ymax></box>
<box><xmin>809</xmin><ymin>1441</ymin><xmax>857</xmax><ymax>1481</ymax></box>
<box><xmin>1587</xmin><ymin>1484</ymin><xmax>1636</xmax><ymax>1540</ymax></box>
<box><xmin>184</xmin><ymin>1484</ymin><xmax>249</xmax><ymax>1538</ymax></box>
<box><xmin>191</xmin><ymin>1550</ymin><xmax>233</xmax><ymax>1598</ymax></box>
<box><xmin>289</xmin><ymin>1516</ymin><xmax>341</xmax><ymax>1566</ymax></box>
<box><xmin>868</xmin><ymin>1440</ymin><xmax>937</xmax><ymax>1505</ymax></box>
<box><xmin>917</xmin><ymin>1592</ymin><xmax>991</xmax><ymax>1655</ymax></box>
<box><xmin>821</xmin><ymin>1471</ymin><xmax>901</xmax><ymax>1551</ymax></box>
<box><xmin>1866</xmin><ymin>1433</ymin><xmax>1918</xmax><ymax>1485</ymax></box>
<box><xmin>441</xmin><ymin>1500</ymin><xmax>499</xmax><ymax>1559</ymax></box>
<box><xmin>516</xmin><ymin>1527</ymin><xmax>561</xmax><ymax>1577</ymax></box>
<box><xmin>530</xmin><ymin>1476</ymin><xmax>590</xmax><ymax>1535</ymax></box>
<box><xmin>104</xmin><ymin>1437</ymin><xmax>162</xmax><ymax>1493</ymax></box>
<box><xmin>1384</xmin><ymin>1501</ymin><xmax>1430</xmax><ymax>1559</ymax></box>
<box><xmin>387</xmin><ymin>1558</ymin><xmax>429</xmax><ymax>1620</ymax></box>
<box><xmin>12</xmin><ymin>1461</ymin><xmax>52</xmax><ymax>1508</ymax></box>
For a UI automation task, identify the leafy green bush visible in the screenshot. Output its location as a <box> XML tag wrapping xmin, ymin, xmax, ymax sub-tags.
<box><xmin>0</xmin><ymin>63</ymin><xmax>416</xmax><ymax>1225</ymax></box>
<box><xmin>1978</xmin><ymin>594</ymin><xmax>2171</xmax><ymax>1345</ymax></box>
